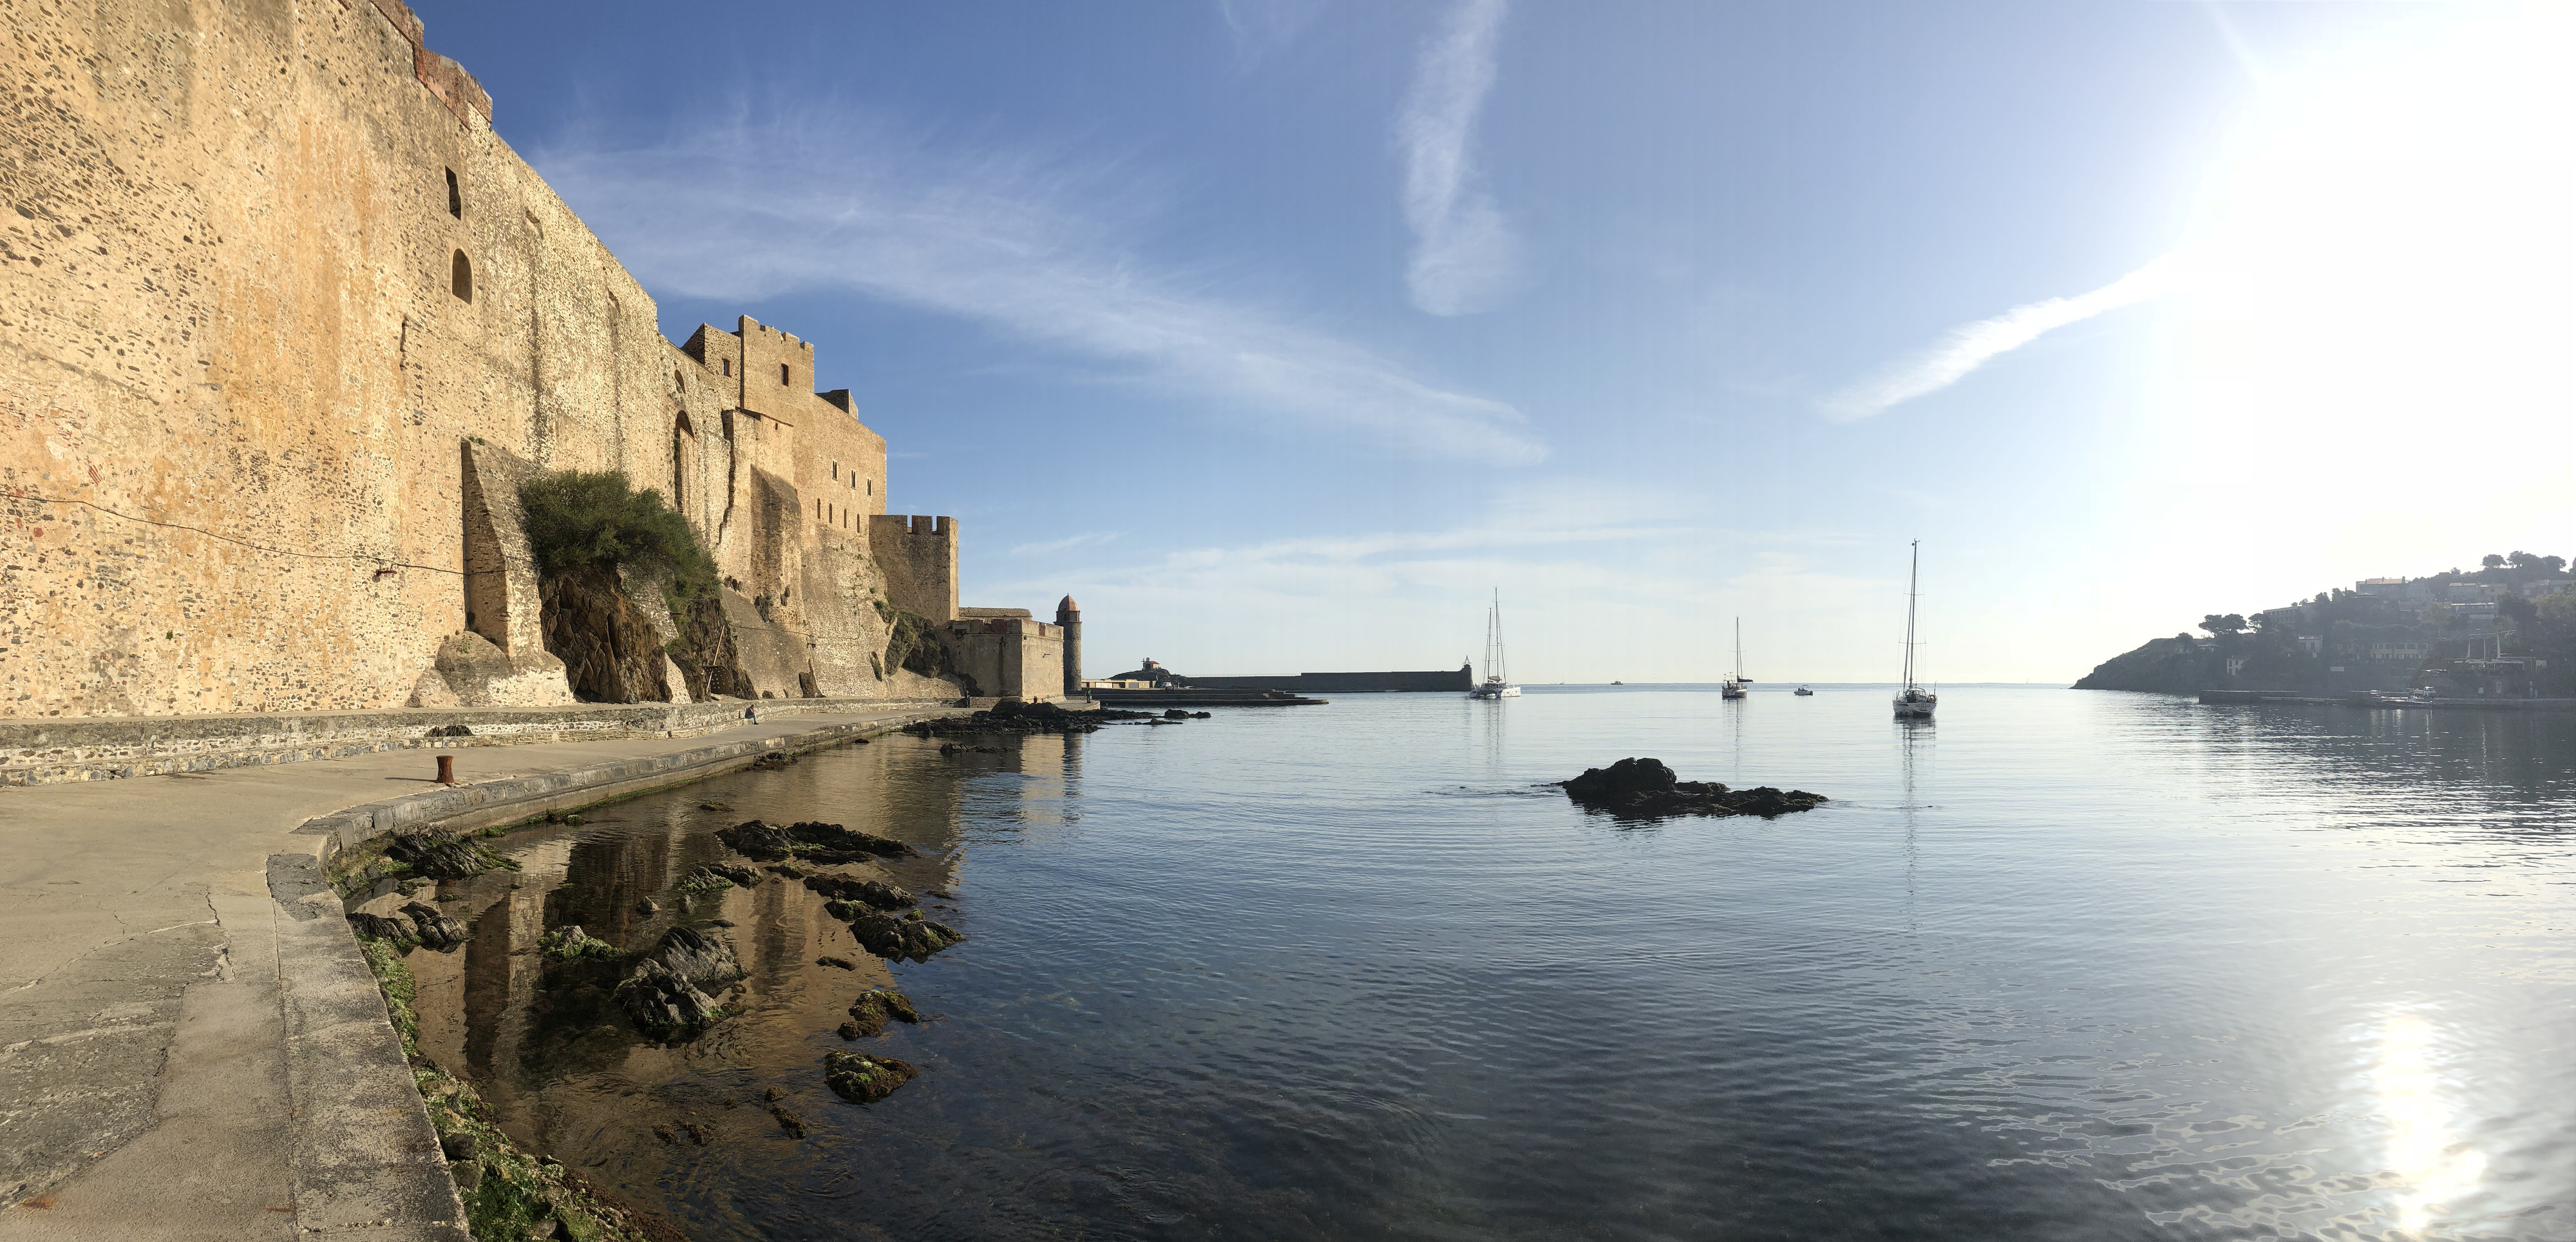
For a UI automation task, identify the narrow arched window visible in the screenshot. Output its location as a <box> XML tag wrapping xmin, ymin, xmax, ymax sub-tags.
<box><xmin>451</xmin><ymin>250</ymin><xmax>472</xmax><ymax>302</ymax></box>
<box><xmin>445</xmin><ymin>169</ymin><xmax>461</xmax><ymax>218</ymax></box>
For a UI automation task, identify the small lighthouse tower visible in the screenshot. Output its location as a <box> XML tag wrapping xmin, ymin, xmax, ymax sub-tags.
<box><xmin>1056</xmin><ymin>595</ymin><xmax>1083</xmax><ymax>698</ymax></box>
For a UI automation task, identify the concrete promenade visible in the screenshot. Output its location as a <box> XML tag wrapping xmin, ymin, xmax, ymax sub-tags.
<box><xmin>0</xmin><ymin>706</ymin><xmax>956</xmax><ymax>1240</ymax></box>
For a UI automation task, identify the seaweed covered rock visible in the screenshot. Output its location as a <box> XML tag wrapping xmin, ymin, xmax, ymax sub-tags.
<box><xmin>614</xmin><ymin>927</ymin><xmax>743</xmax><ymax>1038</ymax></box>
<box><xmin>347</xmin><ymin>911</ymin><xmax>415</xmax><ymax>943</ymax></box>
<box><xmin>804</xmin><ymin>872</ymin><xmax>914</xmax><ymax>910</ymax></box>
<box><xmin>830</xmin><ymin>904</ymin><xmax>964</xmax><ymax>960</ymax></box>
<box><xmin>825</xmin><ymin>1052</ymin><xmax>920</xmax><ymax>1105</ymax></box>
<box><xmin>675</xmin><ymin>862</ymin><xmax>759</xmax><ymax>895</ymax></box>
<box><xmin>1558</xmin><ymin>758</ymin><xmax>1828</xmax><ymax>821</ymax></box>
<box><xmin>401</xmin><ymin>901</ymin><xmax>471</xmax><ymax>950</ymax></box>
<box><xmin>386</xmin><ymin>830</ymin><xmax>517</xmax><ymax>880</ymax></box>
<box><xmin>538</xmin><ymin>925</ymin><xmax>620</xmax><ymax>962</ymax></box>
<box><xmin>717</xmin><ymin>819</ymin><xmax>915</xmax><ymax>864</ymax></box>
<box><xmin>843</xmin><ymin>987</ymin><xmax>920</xmax><ymax>1037</ymax></box>
<box><xmin>616</xmin><ymin>960</ymin><xmax>726</xmax><ymax>1040</ymax></box>
<box><xmin>649</xmin><ymin>925</ymin><xmax>744</xmax><ymax>991</ymax></box>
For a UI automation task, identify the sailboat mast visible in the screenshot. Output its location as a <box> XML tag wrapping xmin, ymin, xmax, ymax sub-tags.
<box><xmin>1902</xmin><ymin>540</ymin><xmax>1919</xmax><ymax>691</ymax></box>
<box><xmin>1734</xmin><ymin>617</ymin><xmax>1743</xmax><ymax>682</ymax></box>
<box><xmin>1492</xmin><ymin>589</ymin><xmax>1506</xmax><ymax>684</ymax></box>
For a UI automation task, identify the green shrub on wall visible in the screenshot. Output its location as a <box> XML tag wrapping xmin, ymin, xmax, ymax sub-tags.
<box><xmin>517</xmin><ymin>470</ymin><xmax>718</xmax><ymax>610</ymax></box>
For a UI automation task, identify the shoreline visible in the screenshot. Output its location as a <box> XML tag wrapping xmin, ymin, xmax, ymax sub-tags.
<box><xmin>0</xmin><ymin>706</ymin><xmax>973</xmax><ymax>1239</ymax></box>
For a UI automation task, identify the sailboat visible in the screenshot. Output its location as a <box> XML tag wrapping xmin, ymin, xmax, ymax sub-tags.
<box><xmin>1470</xmin><ymin>590</ymin><xmax>1520</xmax><ymax>699</ymax></box>
<box><xmin>1721</xmin><ymin>618</ymin><xmax>1748</xmax><ymax>699</ymax></box>
<box><xmin>1895</xmin><ymin>540</ymin><xmax>1937</xmax><ymax>720</ymax></box>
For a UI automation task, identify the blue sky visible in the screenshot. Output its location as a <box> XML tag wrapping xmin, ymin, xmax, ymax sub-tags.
<box><xmin>418</xmin><ymin>1</ymin><xmax>2576</xmax><ymax>683</ymax></box>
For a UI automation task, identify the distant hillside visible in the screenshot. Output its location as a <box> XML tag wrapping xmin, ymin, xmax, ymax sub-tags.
<box><xmin>2074</xmin><ymin>552</ymin><xmax>2575</xmax><ymax>696</ymax></box>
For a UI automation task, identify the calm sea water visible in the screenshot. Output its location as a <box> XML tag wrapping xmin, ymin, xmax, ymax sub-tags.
<box><xmin>407</xmin><ymin>686</ymin><xmax>2576</xmax><ymax>1241</ymax></box>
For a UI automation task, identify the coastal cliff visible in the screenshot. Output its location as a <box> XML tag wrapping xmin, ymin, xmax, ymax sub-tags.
<box><xmin>2074</xmin><ymin>555</ymin><xmax>2575</xmax><ymax>697</ymax></box>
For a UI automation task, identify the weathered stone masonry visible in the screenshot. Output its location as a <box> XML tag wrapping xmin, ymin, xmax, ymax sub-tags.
<box><xmin>1</xmin><ymin>0</ymin><xmax>1060</xmax><ymax>717</ymax></box>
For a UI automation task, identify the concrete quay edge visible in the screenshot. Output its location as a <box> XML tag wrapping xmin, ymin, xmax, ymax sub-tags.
<box><xmin>289</xmin><ymin>708</ymin><xmax>965</xmax><ymax>862</ymax></box>
<box><xmin>0</xmin><ymin>696</ymin><xmax>962</xmax><ymax>787</ymax></box>
<box><xmin>268</xmin><ymin>707</ymin><xmax>962</xmax><ymax>1239</ymax></box>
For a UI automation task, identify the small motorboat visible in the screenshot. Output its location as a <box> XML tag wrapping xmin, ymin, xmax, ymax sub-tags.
<box><xmin>1794</xmin><ymin>685</ymin><xmax>1814</xmax><ymax>696</ymax></box>
<box><xmin>1611</xmin><ymin>680</ymin><xmax>1624</xmax><ymax>685</ymax></box>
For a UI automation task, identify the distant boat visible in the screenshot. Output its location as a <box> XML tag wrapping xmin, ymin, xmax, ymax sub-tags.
<box><xmin>1895</xmin><ymin>541</ymin><xmax>1937</xmax><ymax>720</ymax></box>
<box><xmin>1794</xmin><ymin>685</ymin><xmax>1814</xmax><ymax>696</ymax></box>
<box><xmin>1470</xmin><ymin>590</ymin><xmax>1520</xmax><ymax>700</ymax></box>
<box><xmin>1610</xmin><ymin>680</ymin><xmax>1623</xmax><ymax>685</ymax></box>
<box><xmin>1721</xmin><ymin>618</ymin><xmax>1748</xmax><ymax>700</ymax></box>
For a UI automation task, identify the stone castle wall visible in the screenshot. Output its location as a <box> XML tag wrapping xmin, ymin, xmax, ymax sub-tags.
<box><xmin>0</xmin><ymin>0</ymin><xmax>1056</xmax><ymax>717</ymax></box>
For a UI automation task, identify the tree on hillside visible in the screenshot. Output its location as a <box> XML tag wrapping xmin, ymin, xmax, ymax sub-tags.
<box><xmin>2483</xmin><ymin>553</ymin><xmax>2506</xmax><ymax>570</ymax></box>
<box><xmin>2508</xmin><ymin>551</ymin><xmax>2566</xmax><ymax>575</ymax></box>
<box><xmin>2201</xmin><ymin>613</ymin><xmax>2247</xmax><ymax>636</ymax></box>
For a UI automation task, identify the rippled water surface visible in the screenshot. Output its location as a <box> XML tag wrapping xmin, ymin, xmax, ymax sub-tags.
<box><xmin>409</xmin><ymin>687</ymin><xmax>2576</xmax><ymax>1241</ymax></box>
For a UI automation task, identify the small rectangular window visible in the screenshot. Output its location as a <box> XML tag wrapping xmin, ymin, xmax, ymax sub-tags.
<box><xmin>781</xmin><ymin>363</ymin><xmax>791</xmax><ymax>385</ymax></box>
<box><xmin>723</xmin><ymin>359</ymin><xmax>732</xmax><ymax>376</ymax></box>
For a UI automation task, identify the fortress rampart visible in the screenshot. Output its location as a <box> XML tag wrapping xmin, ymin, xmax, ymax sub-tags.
<box><xmin>1</xmin><ymin>0</ymin><xmax>1059</xmax><ymax>717</ymax></box>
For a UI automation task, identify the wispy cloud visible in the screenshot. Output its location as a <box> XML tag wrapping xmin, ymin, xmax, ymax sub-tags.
<box><xmin>1009</xmin><ymin>531</ymin><xmax>1120</xmax><ymax>558</ymax></box>
<box><xmin>1397</xmin><ymin>0</ymin><xmax>1522</xmax><ymax>316</ymax></box>
<box><xmin>538</xmin><ymin>108</ymin><xmax>1544</xmax><ymax>464</ymax></box>
<box><xmin>1818</xmin><ymin>256</ymin><xmax>2176</xmax><ymax>422</ymax></box>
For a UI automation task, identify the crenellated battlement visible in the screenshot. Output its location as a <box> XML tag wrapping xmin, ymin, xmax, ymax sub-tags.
<box><xmin>869</xmin><ymin>515</ymin><xmax>960</xmax><ymax>622</ymax></box>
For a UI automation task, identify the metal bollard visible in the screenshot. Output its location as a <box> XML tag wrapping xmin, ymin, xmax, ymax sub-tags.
<box><xmin>436</xmin><ymin>755</ymin><xmax>456</xmax><ymax>785</ymax></box>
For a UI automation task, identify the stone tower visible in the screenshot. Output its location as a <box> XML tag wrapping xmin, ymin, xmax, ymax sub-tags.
<box><xmin>1057</xmin><ymin>595</ymin><xmax>1083</xmax><ymax>697</ymax></box>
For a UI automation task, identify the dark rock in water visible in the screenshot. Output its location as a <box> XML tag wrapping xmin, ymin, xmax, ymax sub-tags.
<box><xmin>653</xmin><ymin>1124</ymin><xmax>679</xmax><ymax>1146</ymax></box>
<box><xmin>825</xmin><ymin>1052</ymin><xmax>919</xmax><ymax>1105</ymax></box>
<box><xmin>770</xmin><ymin>1104</ymin><xmax>806</xmax><ymax>1138</ymax></box>
<box><xmin>1162</xmin><ymin>708</ymin><xmax>1190</xmax><ymax>720</ymax></box>
<box><xmin>804</xmin><ymin>873</ymin><xmax>913</xmax><ymax>909</ymax></box>
<box><xmin>843</xmin><ymin>987</ymin><xmax>920</xmax><ymax>1037</ymax></box>
<box><xmin>1558</xmin><ymin>758</ymin><xmax>1828</xmax><ymax>821</ymax></box>
<box><xmin>816</xmin><ymin>956</ymin><xmax>857</xmax><ymax>971</ymax></box>
<box><xmin>616</xmin><ymin>959</ymin><xmax>726</xmax><ymax>1040</ymax></box>
<box><xmin>347</xmin><ymin>911</ymin><xmax>413</xmax><ymax>942</ymax></box>
<box><xmin>386</xmin><ymin>831</ymin><xmax>512</xmax><ymax>880</ymax></box>
<box><xmin>700</xmin><ymin>802</ymin><xmax>732</xmax><ymax>812</ymax></box>
<box><xmin>721</xmin><ymin>819</ymin><xmax>918</xmax><ymax>865</ymax></box>
<box><xmin>647</xmin><ymin>926</ymin><xmax>744</xmax><ymax>992</ymax></box>
<box><xmin>401</xmin><ymin>901</ymin><xmax>469</xmax><ymax>950</ymax></box>
<box><xmin>682</xmin><ymin>1122</ymin><xmax>713</xmax><ymax>1145</ymax></box>
<box><xmin>614</xmin><ymin>927</ymin><xmax>743</xmax><ymax>1038</ymax></box>
<box><xmin>538</xmin><ymin>924</ymin><xmax>620</xmax><ymax>962</ymax></box>
<box><xmin>835</xmin><ymin>1020</ymin><xmax>864</xmax><ymax>1041</ymax></box>
<box><xmin>748</xmin><ymin>752</ymin><xmax>792</xmax><ymax>772</ymax></box>
<box><xmin>763</xmin><ymin>1087</ymin><xmax>784</xmax><ymax>1103</ymax></box>
<box><xmin>829</xmin><ymin>903</ymin><xmax>964</xmax><ymax>960</ymax></box>
<box><xmin>634</xmin><ymin>897</ymin><xmax>658</xmax><ymax>917</ymax></box>
<box><xmin>709</xmin><ymin>919</ymin><xmax>735</xmax><ymax>928</ymax></box>
<box><xmin>675</xmin><ymin>862</ymin><xmax>758</xmax><ymax>895</ymax></box>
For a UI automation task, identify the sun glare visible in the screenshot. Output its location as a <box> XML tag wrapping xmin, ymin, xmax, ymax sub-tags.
<box><xmin>2371</xmin><ymin>1013</ymin><xmax>2488</xmax><ymax>1235</ymax></box>
<box><xmin>2107</xmin><ymin>5</ymin><xmax>2576</xmax><ymax>609</ymax></box>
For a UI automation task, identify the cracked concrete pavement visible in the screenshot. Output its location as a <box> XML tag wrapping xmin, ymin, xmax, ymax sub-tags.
<box><xmin>0</xmin><ymin>707</ymin><xmax>952</xmax><ymax>1239</ymax></box>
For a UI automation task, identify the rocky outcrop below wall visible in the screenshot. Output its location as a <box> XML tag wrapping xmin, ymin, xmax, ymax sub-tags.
<box><xmin>539</xmin><ymin>565</ymin><xmax>675</xmax><ymax>703</ymax></box>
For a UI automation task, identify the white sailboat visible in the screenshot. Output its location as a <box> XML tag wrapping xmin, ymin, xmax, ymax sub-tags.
<box><xmin>1895</xmin><ymin>540</ymin><xmax>1937</xmax><ymax>720</ymax></box>
<box><xmin>1470</xmin><ymin>590</ymin><xmax>1520</xmax><ymax>699</ymax></box>
<box><xmin>1721</xmin><ymin>618</ymin><xmax>1748</xmax><ymax>699</ymax></box>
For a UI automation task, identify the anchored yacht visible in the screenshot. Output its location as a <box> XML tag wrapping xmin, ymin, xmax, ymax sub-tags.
<box><xmin>1894</xmin><ymin>541</ymin><xmax>1937</xmax><ymax>720</ymax></box>
<box><xmin>1470</xmin><ymin>591</ymin><xmax>1520</xmax><ymax>700</ymax></box>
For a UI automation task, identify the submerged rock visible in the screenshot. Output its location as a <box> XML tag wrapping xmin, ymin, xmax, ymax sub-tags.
<box><xmin>826</xmin><ymin>1052</ymin><xmax>920</xmax><ymax>1105</ymax></box>
<box><xmin>675</xmin><ymin>862</ymin><xmax>759</xmax><ymax>895</ymax></box>
<box><xmin>401</xmin><ymin>901</ymin><xmax>470</xmax><ymax>950</ymax></box>
<box><xmin>815</xmin><ymin>955</ymin><xmax>857</xmax><ymax>971</ymax></box>
<box><xmin>1558</xmin><ymin>758</ymin><xmax>1828</xmax><ymax>821</ymax></box>
<box><xmin>829</xmin><ymin>903</ymin><xmax>964</xmax><ymax>960</ymax></box>
<box><xmin>843</xmin><ymin>987</ymin><xmax>920</xmax><ymax>1037</ymax></box>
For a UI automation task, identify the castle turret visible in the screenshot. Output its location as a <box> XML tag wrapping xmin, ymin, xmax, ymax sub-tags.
<box><xmin>1057</xmin><ymin>595</ymin><xmax>1083</xmax><ymax>697</ymax></box>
